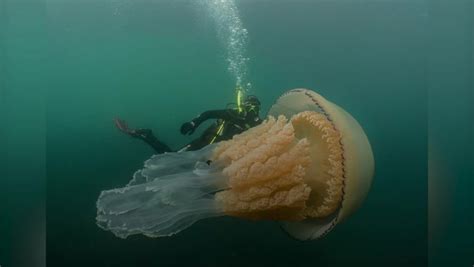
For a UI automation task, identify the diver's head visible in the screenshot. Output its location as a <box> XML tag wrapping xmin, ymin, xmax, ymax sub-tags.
<box><xmin>243</xmin><ymin>95</ymin><xmax>261</xmax><ymax>115</ymax></box>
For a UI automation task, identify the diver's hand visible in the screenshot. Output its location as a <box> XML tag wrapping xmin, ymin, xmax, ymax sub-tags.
<box><xmin>180</xmin><ymin>121</ymin><xmax>196</xmax><ymax>135</ymax></box>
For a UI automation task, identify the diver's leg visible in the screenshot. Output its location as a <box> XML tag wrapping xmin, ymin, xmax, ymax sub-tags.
<box><xmin>183</xmin><ymin>138</ymin><xmax>209</xmax><ymax>151</ymax></box>
<box><xmin>114</xmin><ymin>118</ymin><xmax>172</xmax><ymax>154</ymax></box>
<box><xmin>181</xmin><ymin>126</ymin><xmax>217</xmax><ymax>152</ymax></box>
<box><xmin>133</xmin><ymin>129</ymin><xmax>173</xmax><ymax>154</ymax></box>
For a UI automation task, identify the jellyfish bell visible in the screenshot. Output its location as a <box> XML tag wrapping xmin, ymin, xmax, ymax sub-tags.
<box><xmin>267</xmin><ymin>88</ymin><xmax>375</xmax><ymax>240</ymax></box>
<box><xmin>96</xmin><ymin>88</ymin><xmax>374</xmax><ymax>240</ymax></box>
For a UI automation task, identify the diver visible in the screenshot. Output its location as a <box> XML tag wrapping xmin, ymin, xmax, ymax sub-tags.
<box><xmin>114</xmin><ymin>95</ymin><xmax>262</xmax><ymax>153</ymax></box>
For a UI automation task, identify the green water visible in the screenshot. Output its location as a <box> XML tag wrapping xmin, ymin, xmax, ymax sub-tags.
<box><xmin>1</xmin><ymin>1</ymin><xmax>472</xmax><ymax>267</ymax></box>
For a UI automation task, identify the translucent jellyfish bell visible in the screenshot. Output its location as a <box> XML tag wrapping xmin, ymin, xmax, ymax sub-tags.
<box><xmin>267</xmin><ymin>88</ymin><xmax>375</xmax><ymax>239</ymax></box>
<box><xmin>96</xmin><ymin>88</ymin><xmax>374</xmax><ymax>240</ymax></box>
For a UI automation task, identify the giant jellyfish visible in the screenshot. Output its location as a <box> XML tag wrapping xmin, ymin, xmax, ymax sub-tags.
<box><xmin>96</xmin><ymin>88</ymin><xmax>374</xmax><ymax>240</ymax></box>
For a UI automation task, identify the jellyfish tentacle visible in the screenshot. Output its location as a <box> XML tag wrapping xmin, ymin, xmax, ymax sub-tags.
<box><xmin>96</xmin><ymin>149</ymin><xmax>226</xmax><ymax>239</ymax></box>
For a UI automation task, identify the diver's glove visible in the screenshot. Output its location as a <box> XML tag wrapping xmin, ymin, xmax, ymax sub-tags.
<box><xmin>180</xmin><ymin>121</ymin><xmax>196</xmax><ymax>135</ymax></box>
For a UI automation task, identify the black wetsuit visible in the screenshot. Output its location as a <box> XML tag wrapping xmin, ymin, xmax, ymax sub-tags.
<box><xmin>135</xmin><ymin>108</ymin><xmax>262</xmax><ymax>154</ymax></box>
<box><xmin>131</xmin><ymin>129</ymin><xmax>173</xmax><ymax>153</ymax></box>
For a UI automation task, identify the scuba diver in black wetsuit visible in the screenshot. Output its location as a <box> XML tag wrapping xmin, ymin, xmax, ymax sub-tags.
<box><xmin>114</xmin><ymin>95</ymin><xmax>262</xmax><ymax>154</ymax></box>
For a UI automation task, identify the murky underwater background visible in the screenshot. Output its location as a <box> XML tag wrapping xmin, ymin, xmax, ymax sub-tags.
<box><xmin>0</xmin><ymin>0</ymin><xmax>472</xmax><ymax>266</ymax></box>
